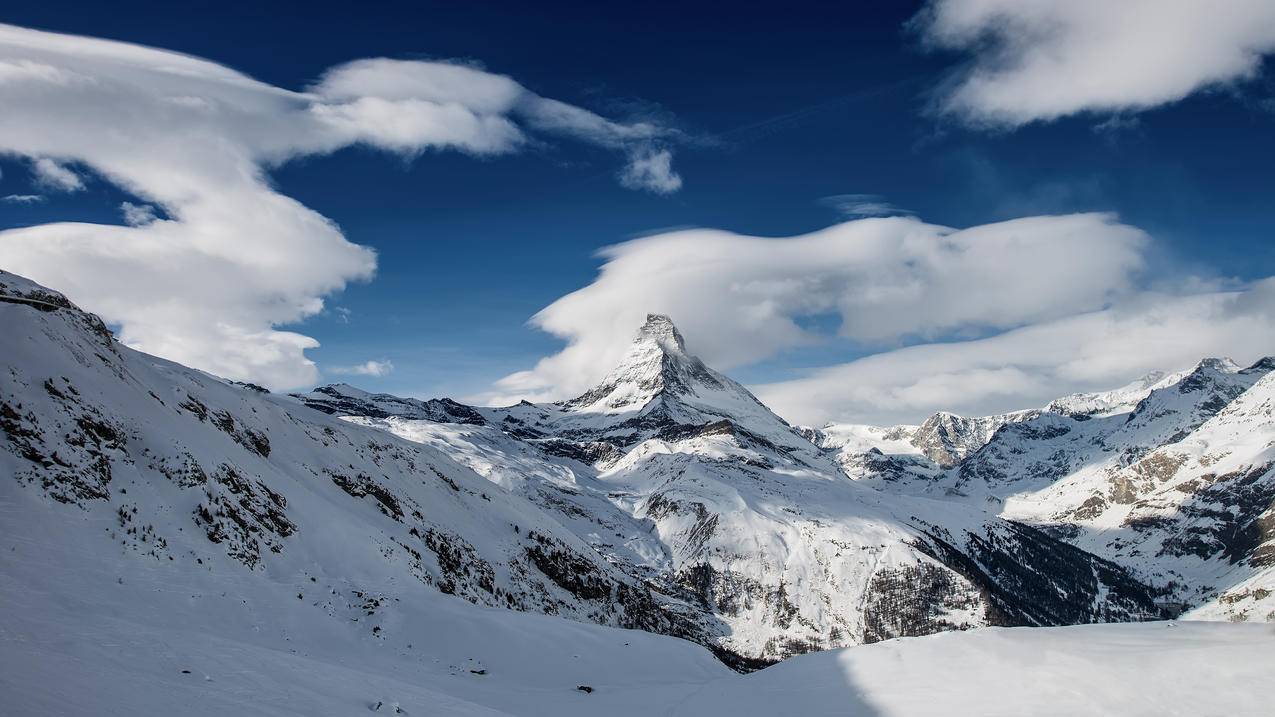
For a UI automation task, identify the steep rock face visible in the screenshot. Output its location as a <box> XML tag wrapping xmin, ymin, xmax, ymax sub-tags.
<box><xmin>910</xmin><ymin>410</ymin><xmax>1040</xmax><ymax>467</ymax></box>
<box><xmin>319</xmin><ymin>314</ymin><xmax>1163</xmax><ymax>661</ymax></box>
<box><xmin>0</xmin><ymin>271</ymin><xmax>721</xmax><ymax>658</ymax></box>
<box><xmin>294</xmin><ymin>383</ymin><xmax>487</xmax><ymax>425</ymax></box>
<box><xmin>808</xmin><ymin>408</ymin><xmax>1037</xmax><ymax>485</ymax></box>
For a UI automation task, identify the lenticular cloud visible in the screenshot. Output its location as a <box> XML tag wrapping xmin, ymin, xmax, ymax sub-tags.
<box><xmin>0</xmin><ymin>23</ymin><xmax>679</xmax><ymax>389</ymax></box>
<box><xmin>489</xmin><ymin>213</ymin><xmax>1151</xmax><ymax>405</ymax></box>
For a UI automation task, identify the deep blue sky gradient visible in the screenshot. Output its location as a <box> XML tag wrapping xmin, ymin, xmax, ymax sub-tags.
<box><xmin>2</xmin><ymin>1</ymin><xmax>1273</xmax><ymax>398</ymax></box>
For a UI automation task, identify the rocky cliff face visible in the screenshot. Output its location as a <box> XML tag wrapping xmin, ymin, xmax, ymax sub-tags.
<box><xmin>910</xmin><ymin>410</ymin><xmax>1040</xmax><ymax>467</ymax></box>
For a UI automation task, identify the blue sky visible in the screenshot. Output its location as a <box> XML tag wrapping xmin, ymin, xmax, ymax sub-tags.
<box><xmin>2</xmin><ymin>2</ymin><xmax>1274</xmax><ymax>423</ymax></box>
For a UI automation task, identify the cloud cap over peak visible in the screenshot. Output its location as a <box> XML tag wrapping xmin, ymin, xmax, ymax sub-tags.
<box><xmin>486</xmin><ymin>213</ymin><xmax>1150</xmax><ymax>405</ymax></box>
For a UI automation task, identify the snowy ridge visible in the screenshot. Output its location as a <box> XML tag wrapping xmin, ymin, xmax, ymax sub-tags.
<box><xmin>1046</xmin><ymin>370</ymin><xmax>1180</xmax><ymax>419</ymax></box>
<box><xmin>1003</xmin><ymin>368</ymin><xmax>1275</xmax><ymax>618</ymax></box>
<box><xmin>812</xmin><ymin>351</ymin><xmax>1275</xmax><ymax>622</ymax></box>
<box><xmin>0</xmin><ymin>270</ymin><xmax>723</xmax><ymax>658</ymax></box>
<box><xmin>806</xmin><ymin>407</ymin><xmax>1038</xmax><ymax>485</ymax></box>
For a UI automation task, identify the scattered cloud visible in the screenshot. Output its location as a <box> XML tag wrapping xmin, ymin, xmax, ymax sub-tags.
<box><xmin>819</xmin><ymin>194</ymin><xmax>912</xmax><ymax>219</ymax></box>
<box><xmin>0</xmin><ymin>23</ymin><xmax>683</xmax><ymax>390</ymax></box>
<box><xmin>119</xmin><ymin>201</ymin><xmax>157</xmax><ymax>227</ymax></box>
<box><xmin>914</xmin><ymin>0</ymin><xmax>1275</xmax><ymax>126</ymax></box>
<box><xmin>1092</xmin><ymin>115</ymin><xmax>1142</xmax><ymax>136</ymax></box>
<box><xmin>331</xmin><ymin>359</ymin><xmax>394</xmax><ymax>377</ymax></box>
<box><xmin>2</xmin><ymin>194</ymin><xmax>44</xmax><ymax>203</ymax></box>
<box><xmin>619</xmin><ymin>147</ymin><xmax>682</xmax><ymax>194</ymax></box>
<box><xmin>31</xmin><ymin>157</ymin><xmax>83</xmax><ymax>191</ymax></box>
<box><xmin>333</xmin><ymin>306</ymin><xmax>352</xmax><ymax>324</ymax></box>
<box><xmin>485</xmin><ymin>213</ymin><xmax>1150</xmax><ymax>405</ymax></box>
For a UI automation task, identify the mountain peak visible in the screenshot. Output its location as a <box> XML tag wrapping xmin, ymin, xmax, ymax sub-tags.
<box><xmin>1241</xmin><ymin>356</ymin><xmax>1275</xmax><ymax>374</ymax></box>
<box><xmin>1193</xmin><ymin>357</ymin><xmax>1239</xmax><ymax>372</ymax></box>
<box><xmin>560</xmin><ymin>314</ymin><xmax>699</xmax><ymax>412</ymax></box>
<box><xmin>638</xmin><ymin>313</ymin><xmax>686</xmax><ymax>353</ymax></box>
<box><xmin>550</xmin><ymin>313</ymin><xmax>826</xmax><ymax>464</ymax></box>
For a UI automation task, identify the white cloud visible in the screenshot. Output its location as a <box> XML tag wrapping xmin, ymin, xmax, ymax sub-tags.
<box><xmin>485</xmin><ymin>213</ymin><xmax>1150</xmax><ymax>405</ymax></box>
<box><xmin>2</xmin><ymin>194</ymin><xmax>43</xmax><ymax>203</ymax></box>
<box><xmin>32</xmin><ymin>157</ymin><xmax>83</xmax><ymax>191</ymax></box>
<box><xmin>0</xmin><ymin>23</ymin><xmax>682</xmax><ymax>390</ymax></box>
<box><xmin>754</xmin><ymin>283</ymin><xmax>1275</xmax><ymax>426</ymax></box>
<box><xmin>915</xmin><ymin>0</ymin><xmax>1275</xmax><ymax>126</ymax></box>
<box><xmin>331</xmin><ymin>359</ymin><xmax>394</xmax><ymax>377</ymax></box>
<box><xmin>119</xmin><ymin>201</ymin><xmax>156</xmax><ymax>226</ymax></box>
<box><xmin>619</xmin><ymin>147</ymin><xmax>682</xmax><ymax>194</ymax></box>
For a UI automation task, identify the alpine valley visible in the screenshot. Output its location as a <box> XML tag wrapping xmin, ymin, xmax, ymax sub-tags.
<box><xmin>2</xmin><ymin>269</ymin><xmax>1273</xmax><ymax>715</ymax></box>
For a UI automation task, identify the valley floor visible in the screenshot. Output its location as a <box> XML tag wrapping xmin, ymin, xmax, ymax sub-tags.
<box><xmin>3</xmin><ymin>489</ymin><xmax>1271</xmax><ymax>717</ymax></box>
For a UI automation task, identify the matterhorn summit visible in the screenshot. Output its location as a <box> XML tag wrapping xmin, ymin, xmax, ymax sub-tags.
<box><xmin>543</xmin><ymin>313</ymin><xmax>824</xmax><ymax>462</ymax></box>
<box><xmin>637</xmin><ymin>312</ymin><xmax>687</xmax><ymax>351</ymax></box>
<box><xmin>561</xmin><ymin>313</ymin><xmax>699</xmax><ymax>413</ymax></box>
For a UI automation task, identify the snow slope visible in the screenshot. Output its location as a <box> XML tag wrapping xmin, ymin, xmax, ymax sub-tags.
<box><xmin>2</xmin><ymin>473</ymin><xmax>1268</xmax><ymax>715</ymax></box>
<box><xmin>0</xmin><ymin>482</ymin><xmax>728</xmax><ymax>717</ymax></box>
<box><xmin>1004</xmin><ymin>369</ymin><xmax>1275</xmax><ymax>618</ymax></box>
<box><xmin>0</xmin><ymin>270</ymin><xmax>720</xmax><ymax>655</ymax></box>
<box><xmin>3</xmin><ymin>505</ymin><xmax>1270</xmax><ymax>717</ymax></box>
<box><xmin>676</xmin><ymin>621</ymin><xmax>1274</xmax><ymax>717</ymax></box>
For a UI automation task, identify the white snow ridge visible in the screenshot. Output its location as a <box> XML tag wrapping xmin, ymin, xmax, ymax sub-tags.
<box><xmin>2</xmin><ymin>270</ymin><xmax>1273</xmax><ymax>716</ymax></box>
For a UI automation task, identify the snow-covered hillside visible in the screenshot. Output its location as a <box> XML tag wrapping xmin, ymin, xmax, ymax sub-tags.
<box><xmin>0</xmin><ymin>271</ymin><xmax>721</xmax><ymax>656</ymax></box>
<box><xmin>4</xmin><ymin>511</ymin><xmax>1270</xmax><ymax>717</ymax></box>
<box><xmin>299</xmin><ymin>314</ymin><xmax>1164</xmax><ymax>661</ymax></box>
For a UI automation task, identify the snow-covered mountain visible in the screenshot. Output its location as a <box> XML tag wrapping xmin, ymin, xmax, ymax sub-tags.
<box><xmin>0</xmin><ymin>270</ymin><xmax>722</xmax><ymax>658</ymax></box>
<box><xmin>3</xmin><ymin>269</ymin><xmax>1273</xmax><ymax>714</ymax></box>
<box><xmin>298</xmin><ymin>314</ymin><xmax>1165</xmax><ymax>661</ymax></box>
<box><xmin>815</xmin><ymin>355</ymin><xmax>1275</xmax><ymax>622</ymax></box>
<box><xmin>998</xmin><ymin>361</ymin><xmax>1275</xmax><ymax>621</ymax></box>
<box><xmin>803</xmin><ymin>407</ymin><xmax>1039</xmax><ymax>484</ymax></box>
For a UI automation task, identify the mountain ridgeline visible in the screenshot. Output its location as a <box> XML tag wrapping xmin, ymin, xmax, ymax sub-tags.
<box><xmin>295</xmin><ymin>313</ymin><xmax>1188</xmax><ymax>660</ymax></box>
<box><xmin>4</xmin><ymin>274</ymin><xmax>1271</xmax><ymax>673</ymax></box>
